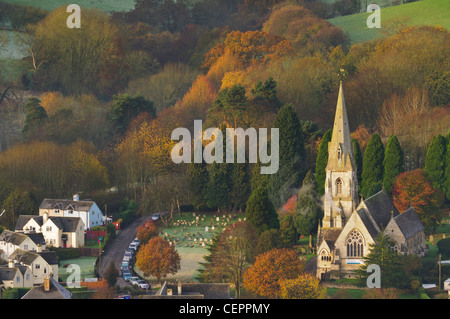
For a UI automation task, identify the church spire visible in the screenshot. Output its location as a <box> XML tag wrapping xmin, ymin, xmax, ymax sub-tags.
<box><xmin>326</xmin><ymin>81</ymin><xmax>355</xmax><ymax>171</ymax></box>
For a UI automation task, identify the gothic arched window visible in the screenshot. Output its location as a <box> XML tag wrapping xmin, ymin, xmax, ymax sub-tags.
<box><xmin>346</xmin><ymin>230</ymin><xmax>364</xmax><ymax>257</ymax></box>
<box><xmin>336</xmin><ymin>178</ymin><xmax>343</xmax><ymax>195</ymax></box>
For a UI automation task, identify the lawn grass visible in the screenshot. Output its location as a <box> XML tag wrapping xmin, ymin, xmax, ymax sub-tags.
<box><xmin>328</xmin><ymin>0</ymin><xmax>450</xmax><ymax>43</ymax></box>
<box><xmin>1</xmin><ymin>0</ymin><xmax>136</xmax><ymax>12</ymax></box>
<box><xmin>58</xmin><ymin>256</ymin><xmax>97</xmax><ymax>282</ymax></box>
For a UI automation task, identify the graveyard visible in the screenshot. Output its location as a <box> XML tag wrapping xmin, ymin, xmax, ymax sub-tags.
<box><xmin>138</xmin><ymin>211</ymin><xmax>246</xmax><ymax>282</ymax></box>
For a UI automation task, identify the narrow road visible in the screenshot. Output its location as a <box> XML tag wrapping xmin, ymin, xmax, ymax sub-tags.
<box><xmin>99</xmin><ymin>215</ymin><xmax>152</xmax><ymax>287</ymax></box>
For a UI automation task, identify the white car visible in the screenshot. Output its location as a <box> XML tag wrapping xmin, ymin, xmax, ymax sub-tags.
<box><xmin>130</xmin><ymin>277</ymin><xmax>140</xmax><ymax>286</ymax></box>
<box><xmin>137</xmin><ymin>280</ymin><xmax>149</xmax><ymax>289</ymax></box>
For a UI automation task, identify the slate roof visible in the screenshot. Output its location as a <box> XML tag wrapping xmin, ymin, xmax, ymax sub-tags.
<box><xmin>15</xmin><ymin>215</ymin><xmax>82</xmax><ymax>232</ymax></box>
<box><xmin>0</xmin><ymin>267</ymin><xmax>18</xmax><ymax>281</ymax></box>
<box><xmin>8</xmin><ymin>249</ymin><xmax>58</xmax><ymax>266</ymax></box>
<box><xmin>318</xmin><ymin>228</ymin><xmax>342</xmax><ymax>250</ymax></box>
<box><xmin>363</xmin><ymin>190</ymin><xmax>399</xmax><ymax>230</ymax></box>
<box><xmin>0</xmin><ymin>230</ymin><xmax>28</xmax><ymax>245</ymax></box>
<box><xmin>395</xmin><ymin>207</ymin><xmax>424</xmax><ymax>239</ymax></box>
<box><xmin>22</xmin><ymin>277</ymin><xmax>72</xmax><ymax>299</ymax></box>
<box><xmin>39</xmin><ymin>198</ymin><xmax>94</xmax><ymax>212</ymax></box>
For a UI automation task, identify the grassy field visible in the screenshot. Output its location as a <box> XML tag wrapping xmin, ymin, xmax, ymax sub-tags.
<box><xmin>58</xmin><ymin>256</ymin><xmax>97</xmax><ymax>282</ymax></box>
<box><xmin>2</xmin><ymin>0</ymin><xmax>136</xmax><ymax>12</ymax></box>
<box><xmin>328</xmin><ymin>0</ymin><xmax>450</xmax><ymax>43</ymax></box>
<box><xmin>136</xmin><ymin>211</ymin><xmax>245</xmax><ymax>282</ymax></box>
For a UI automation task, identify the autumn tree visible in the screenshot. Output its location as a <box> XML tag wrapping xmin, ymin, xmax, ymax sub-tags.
<box><xmin>201</xmin><ymin>221</ymin><xmax>257</xmax><ymax>299</ymax></box>
<box><xmin>136</xmin><ymin>222</ymin><xmax>159</xmax><ymax>245</ymax></box>
<box><xmin>392</xmin><ymin>169</ymin><xmax>445</xmax><ymax>232</ymax></box>
<box><xmin>383</xmin><ymin>135</ymin><xmax>404</xmax><ymax>194</ymax></box>
<box><xmin>31</xmin><ymin>7</ymin><xmax>128</xmax><ymax>96</ymax></box>
<box><xmin>135</xmin><ymin>236</ymin><xmax>180</xmax><ymax>282</ymax></box>
<box><xmin>243</xmin><ymin>248</ymin><xmax>304</xmax><ymax>298</ymax></box>
<box><xmin>279</xmin><ymin>273</ymin><xmax>327</xmax><ymax>299</ymax></box>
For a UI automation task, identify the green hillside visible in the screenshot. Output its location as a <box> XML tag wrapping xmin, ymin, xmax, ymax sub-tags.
<box><xmin>1</xmin><ymin>0</ymin><xmax>136</xmax><ymax>12</ymax></box>
<box><xmin>328</xmin><ymin>0</ymin><xmax>450</xmax><ymax>43</ymax></box>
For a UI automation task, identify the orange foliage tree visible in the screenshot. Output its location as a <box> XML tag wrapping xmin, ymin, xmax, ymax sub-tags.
<box><xmin>392</xmin><ymin>169</ymin><xmax>444</xmax><ymax>231</ymax></box>
<box><xmin>243</xmin><ymin>248</ymin><xmax>304</xmax><ymax>298</ymax></box>
<box><xmin>136</xmin><ymin>222</ymin><xmax>159</xmax><ymax>245</ymax></box>
<box><xmin>135</xmin><ymin>236</ymin><xmax>180</xmax><ymax>282</ymax></box>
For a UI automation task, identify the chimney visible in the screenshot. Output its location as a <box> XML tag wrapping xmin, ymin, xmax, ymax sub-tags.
<box><xmin>73</xmin><ymin>194</ymin><xmax>79</xmax><ymax>201</ymax></box>
<box><xmin>43</xmin><ymin>211</ymin><xmax>48</xmax><ymax>224</ymax></box>
<box><xmin>37</xmin><ymin>244</ymin><xmax>42</xmax><ymax>253</ymax></box>
<box><xmin>43</xmin><ymin>276</ymin><xmax>50</xmax><ymax>292</ymax></box>
<box><xmin>8</xmin><ymin>259</ymin><xmax>14</xmax><ymax>268</ymax></box>
<box><xmin>178</xmin><ymin>281</ymin><xmax>182</xmax><ymax>295</ymax></box>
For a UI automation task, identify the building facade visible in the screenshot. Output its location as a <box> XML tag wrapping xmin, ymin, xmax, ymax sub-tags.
<box><xmin>316</xmin><ymin>82</ymin><xmax>428</xmax><ymax>279</ymax></box>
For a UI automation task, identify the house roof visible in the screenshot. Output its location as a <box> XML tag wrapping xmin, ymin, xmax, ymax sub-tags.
<box><xmin>15</xmin><ymin>215</ymin><xmax>83</xmax><ymax>233</ymax></box>
<box><xmin>0</xmin><ymin>267</ymin><xmax>18</xmax><ymax>281</ymax></box>
<box><xmin>26</xmin><ymin>233</ymin><xmax>46</xmax><ymax>246</ymax></box>
<box><xmin>22</xmin><ymin>277</ymin><xmax>72</xmax><ymax>299</ymax></box>
<box><xmin>39</xmin><ymin>198</ymin><xmax>94</xmax><ymax>212</ymax></box>
<box><xmin>8</xmin><ymin>249</ymin><xmax>58</xmax><ymax>266</ymax></box>
<box><xmin>394</xmin><ymin>207</ymin><xmax>424</xmax><ymax>239</ymax></box>
<box><xmin>0</xmin><ymin>230</ymin><xmax>28</xmax><ymax>246</ymax></box>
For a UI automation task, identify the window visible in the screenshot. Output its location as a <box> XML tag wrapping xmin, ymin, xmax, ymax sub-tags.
<box><xmin>26</xmin><ymin>274</ymin><xmax>30</xmax><ymax>281</ymax></box>
<box><xmin>46</xmin><ymin>226</ymin><xmax>52</xmax><ymax>232</ymax></box>
<box><xmin>35</xmin><ymin>264</ymin><xmax>40</xmax><ymax>269</ymax></box>
<box><xmin>16</xmin><ymin>276</ymin><xmax>20</xmax><ymax>283</ymax></box>
<box><xmin>346</xmin><ymin>230</ymin><xmax>364</xmax><ymax>257</ymax></box>
<box><xmin>336</xmin><ymin>178</ymin><xmax>343</xmax><ymax>195</ymax></box>
<box><xmin>24</xmin><ymin>245</ymin><xmax>28</xmax><ymax>250</ymax></box>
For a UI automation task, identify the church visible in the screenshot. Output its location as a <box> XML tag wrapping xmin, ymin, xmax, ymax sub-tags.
<box><xmin>316</xmin><ymin>82</ymin><xmax>428</xmax><ymax>280</ymax></box>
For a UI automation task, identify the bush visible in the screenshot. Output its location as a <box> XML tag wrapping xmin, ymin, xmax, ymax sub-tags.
<box><xmin>437</xmin><ymin>237</ymin><xmax>450</xmax><ymax>259</ymax></box>
<box><xmin>49</xmin><ymin>247</ymin><xmax>81</xmax><ymax>260</ymax></box>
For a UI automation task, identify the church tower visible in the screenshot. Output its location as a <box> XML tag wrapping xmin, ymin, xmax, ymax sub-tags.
<box><xmin>322</xmin><ymin>81</ymin><xmax>359</xmax><ymax>228</ymax></box>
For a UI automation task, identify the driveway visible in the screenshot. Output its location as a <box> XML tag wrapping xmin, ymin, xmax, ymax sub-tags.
<box><xmin>99</xmin><ymin>215</ymin><xmax>152</xmax><ymax>288</ymax></box>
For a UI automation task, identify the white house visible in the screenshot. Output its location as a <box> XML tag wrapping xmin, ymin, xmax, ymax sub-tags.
<box><xmin>15</xmin><ymin>213</ymin><xmax>85</xmax><ymax>248</ymax></box>
<box><xmin>39</xmin><ymin>194</ymin><xmax>104</xmax><ymax>230</ymax></box>
<box><xmin>0</xmin><ymin>260</ymin><xmax>34</xmax><ymax>289</ymax></box>
<box><xmin>0</xmin><ymin>230</ymin><xmax>45</xmax><ymax>260</ymax></box>
<box><xmin>8</xmin><ymin>248</ymin><xmax>59</xmax><ymax>284</ymax></box>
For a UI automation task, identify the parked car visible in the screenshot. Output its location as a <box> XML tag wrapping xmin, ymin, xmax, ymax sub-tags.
<box><xmin>131</xmin><ymin>238</ymin><xmax>140</xmax><ymax>246</ymax></box>
<box><xmin>124</xmin><ymin>251</ymin><xmax>133</xmax><ymax>259</ymax></box>
<box><xmin>125</xmin><ymin>248</ymin><xmax>135</xmax><ymax>255</ymax></box>
<box><xmin>129</xmin><ymin>243</ymin><xmax>138</xmax><ymax>250</ymax></box>
<box><xmin>137</xmin><ymin>280</ymin><xmax>149</xmax><ymax>289</ymax></box>
<box><xmin>123</xmin><ymin>254</ymin><xmax>132</xmax><ymax>262</ymax></box>
<box><xmin>151</xmin><ymin>213</ymin><xmax>160</xmax><ymax>221</ymax></box>
<box><xmin>122</xmin><ymin>270</ymin><xmax>132</xmax><ymax>281</ymax></box>
<box><xmin>130</xmin><ymin>277</ymin><xmax>140</xmax><ymax>286</ymax></box>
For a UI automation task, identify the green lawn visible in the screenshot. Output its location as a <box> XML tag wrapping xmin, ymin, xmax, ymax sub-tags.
<box><xmin>58</xmin><ymin>256</ymin><xmax>97</xmax><ymax>282</ymax></box>
<box><xmin>328</xmin><ymin>0</ymin><xmax>450</xmax><ymax>43</ymax></box>
<box><xmin>1</xmin><ymin>0</ymin><xmax>136</xmax><ymax>12</ymax></box>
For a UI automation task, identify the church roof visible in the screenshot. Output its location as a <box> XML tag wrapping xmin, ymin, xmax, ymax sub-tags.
<box><xmin>362</xmin><ymin>190</ymin><xmax>399</xmax><ymax>230</ymax></box>
<box><xmin>318</xmin><ymin>228</ymin><xmax>342</xmax><ymax>250</ymax></box>
<box><xmin>394</xmin><ymin>207</ymin><xmax>424</xmax><ymax>239</ymax></box>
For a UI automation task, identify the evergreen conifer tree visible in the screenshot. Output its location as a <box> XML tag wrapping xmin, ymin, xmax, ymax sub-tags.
<box><xmin>268</xmin><ymin>104</ymin><xmax>306</xmax><ymax>207</ymax></box>
<box><xmin>352</xmin><ymin>138</ymin><xmax>363</xmax><ymax>192</ymax></box>
<box><xmin>361</xmin><ymin>133</ymin><xmax>384</xmax><ymax>198</ymax></box>
<box><xmin>424</xmin><ymin>134</ymin><xmax>447</xmax><ymax>190</ymax></box>
<box><xmin>383</xmin><ymin>135</ymin><xmax>404</xmax><ymax>194</ymax></box>
<box><xmin>245</xmin><ymin>186</ymin><xmax>280</xmax><ymax>234</ymax></box>
<box><xmin>315</xmin><ymin>129</ymin><xmax>332</xmax><ymax>195</ymax></box>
